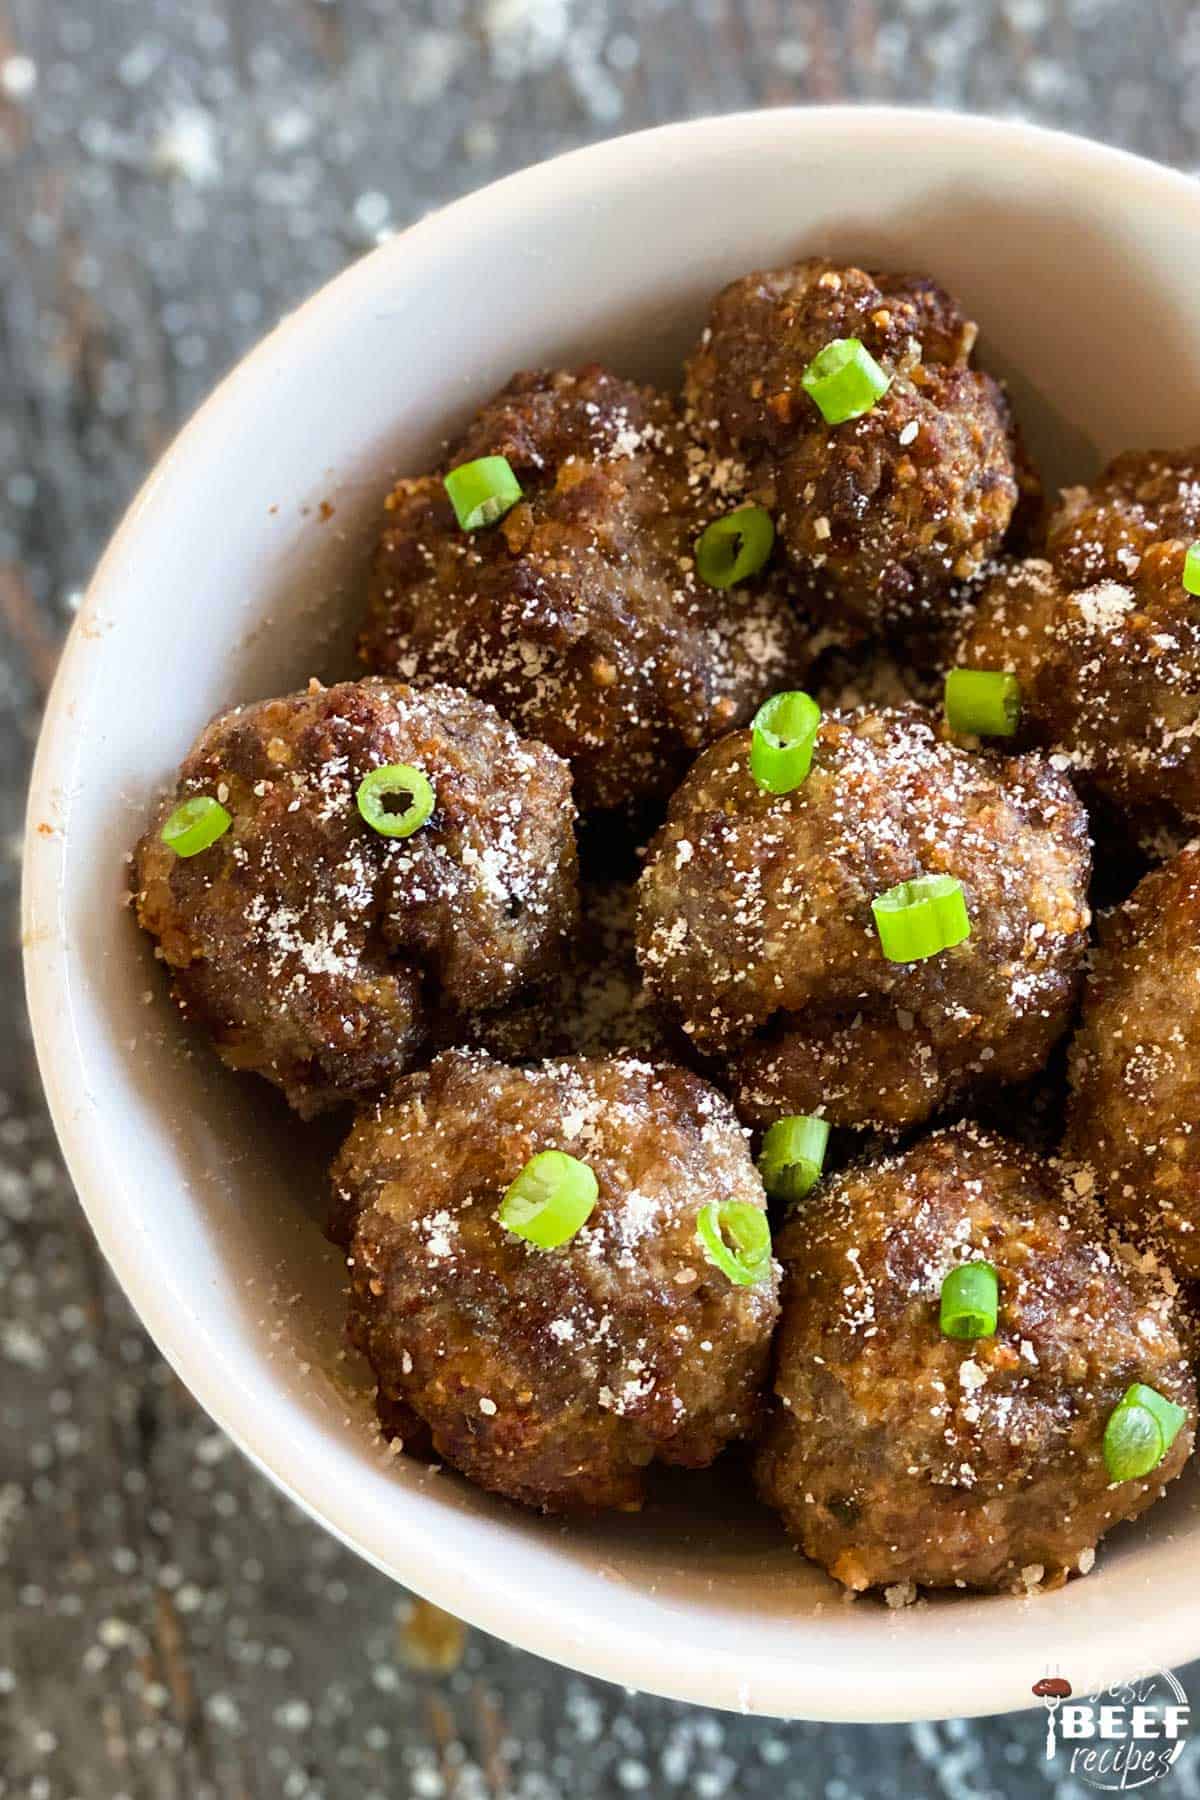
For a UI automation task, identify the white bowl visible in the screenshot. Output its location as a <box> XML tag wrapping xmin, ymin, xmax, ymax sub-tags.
<box><xmin>23</xmin><ymin>107</ymin><xmax>1200</xmax><ymax>1723</ymax></box>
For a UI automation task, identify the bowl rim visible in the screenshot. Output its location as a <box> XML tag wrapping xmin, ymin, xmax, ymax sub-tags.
<box><xmin>22</xmin><ymin>104</ymin><xmax>1200</xmax><ymax>1723</ymax></box>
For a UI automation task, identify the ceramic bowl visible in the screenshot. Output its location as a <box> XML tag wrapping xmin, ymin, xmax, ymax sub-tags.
<box><xmin>24</xmin><ymin>108</ymin><xmax>1200</xmax><ymax>1721</ymax></box>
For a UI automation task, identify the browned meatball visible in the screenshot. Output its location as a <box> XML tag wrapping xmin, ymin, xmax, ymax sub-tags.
<box><xmin>684</xmin><ymin>259</ymin><xmax>1022</xmax><ymax>634</ymax></box>
<box><xmin>1068</xmin><ymin>849</ymin><xmax>1200</xmax><ymax>1280</ymax></box>
<box><xmin>333</xmin><ymin>1050</ymin><xmax>780</xmax><ymax>1511</ymax></box>
<box><xmin>636</xmin><ymin>705</ymin><xmax>1091</xmax><ymax>1133</ymax></box>
<box><xmin>360</xmin><ymin>365</ymin><xmax>808</xmax><ymax>813</ymax></box>
<box><xmin>956</xmin><ymin>448</ymin><xmax>1200</xmax><ymax>837</ymax></box>
<box><xmin>755</xmin><ymin>1126</ymin><xmax>1195</xmax><ymax>1595</ymax></box>
<box><xmin>134</xmin><ymin>680</ymin><xmax>577</xmax><ymax>1116</ymax></box>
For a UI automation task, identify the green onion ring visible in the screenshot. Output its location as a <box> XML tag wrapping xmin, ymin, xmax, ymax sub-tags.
<box><xmin>800</xmin><ymin>337</ymin><xmax>891</xmax><ymax>425</ymax></box>
<box><xmin>696</xmin><ymin>1200</ymin><xmax>772</xmax><ymax>1287</ymax></box>
<box><xmin>939</xmin><ymin>1261</ymin><xmax>999</xmax><ymax>1340</ymax></box>
<box><xmin>749</xmin><ymin>690</ymin><xmax>822</xmax><ymax>795</ymax></box>
<box><xmin>1184</xmin><ymin>542</ymin><xmax>1200</xmax><ymax>598</ymax></box>
<box><xmin>356</xmin><ymin>764</ymin><xmax>436</xmax><ymax>839</ymax></box>
<box><xmin>944</xmin><ymin>669</ymin><xmax>1022</xmax><ymax>738</ymax></box>
<box><xmin>161</xmin><ymin>795</ymin><xmax>232</xmax><ymax>858</ymax></box>
<box><xmin>758</xmin><ymin>1115</ymin><xmax>830</xmax><ymax>1205</ymax></box>
<box><xmin>497</xmin><ymin>1150</ymin><xmax>598</xmax><ymax>1250</ymax></box>
<box><xmin>444</xmin><ymin>455</ymin><xmax>523</xmax><ymax>531</ymax></box>
<box><xmin>1103</xmin><ymin>1383</ymin><xmax>1188</xmax><ymax>1482</ymax></box>
<box><xmin>872</xmin><ymin>874</ymin><xmax>971</xmax><ymax>964</ymax></box>
<box><xmin>695</xmin><ymin>506</ymin><xmax>775</xmax><ymax>588</ymax></box>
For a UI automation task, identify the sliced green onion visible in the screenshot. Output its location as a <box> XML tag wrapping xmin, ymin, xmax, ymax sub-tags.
<box><xmin>944</xmin><ymin>669</ymin><xmax>1022</xmax><ymax>737</ymax></box>
<box><xmin>758</xmin><ymin>1115</ymin><xmax>830</xmax><ymax>1205</ymax></box>
<box><xmin>750</xmin><ymin>690</ymin><xmax>822</xmax><ymax>795</ymax></box>
<box><xmin>1104</xmin><ymin>1403</ymin><xmax>1166</xmax><ymax>1483</ymax></box>
<box><xmin>1103</xmin><ymin>1383</ymin><xmax>1188</xmax><ymax>1482</ymax></box>
<box><xmin>1184</xmin><ymin>542</ymin><xmax>1200</xmax><ymax>597</ymax></box>
<box><xmin>444</xmin><ymin>455</ymin><xmax>523</xmax><ymax>530</ymax></box>
<box><xmin>873</xmin><ymin>874</ymin><xmax>971</xmax><ymax>963</ymax></box>
<box><xmin>161</xmin><ymin>795</ymin><xmax>232</xmax><ymax>858</ymax></box>
<box><xmin>356</xmin><ymin>764</ymin><xmax>436</xmax><ymax>839</ymax></box>
<box><xmin>696</xmin><ymin>1200</ymin><xmax>772</xmax><ymax>1287</ymax></box>
<box><xmin>695</xmin><ymin>506</ymin><xmax>775</xmax><ymax>588</ymax></box>
<box><xmin>800</xmin><ymin>337</ymin><xmax>891</xmax><ymax>425</ymax></box>
<box><xmin>1126</xmin><ymin>1382</ymin><xmax>1190</xmax><ymax>1445</ymax></box>
<box><xmin>939</xmin><ymin>1261</ymin><xmax>999</xmax><ymax>1340</ymax></box>
<box><xmin>498</xmin><ymin>1150</ymin><xmax>598</xmax><ymax>1249</ymax></box>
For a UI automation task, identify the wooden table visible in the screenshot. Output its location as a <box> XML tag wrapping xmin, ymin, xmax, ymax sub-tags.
<box><xmin>2</xmin><ymin>2</ymin><xmax>1197</xmax><ymax>1794</ymax></box>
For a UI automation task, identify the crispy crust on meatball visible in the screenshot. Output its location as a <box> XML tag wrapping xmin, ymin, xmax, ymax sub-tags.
<box><xmin>334</xmin><ymin>1051</ymin><xmax>780</xmax><ymax>1511</ymax></box>
<box><xmin>360</xmin><ymin>366</ymin><xmax>808</xmax><ymax>814</ymax></box>
<box><xmin>957</xmin><ymin>448</ymin><xmax>1200</xmax><ymax>836</ymax></box>
<box><xmin>754</xmin><ymin>1126</ymin><xmax>1195</xmax><ymax>1594</ymax></box>
<box><xmin>684</xmin><ymin>259</ymin><xmax>1021</xmax><ymax>634</ymax></box>
<box><xmin>635</xmin><ymin>705</ymin><xmax>1091</xmax><ymax>1132</ymax></box>
<box><xmin>1068</xmin><ymin>848</ymin><xmax>1200</xmax><ymax>1279</ymax></box>
<box><xmin>134</xmin><ymin>679</ymin><xmax>578</xmax><ymax>1116</ymax></box>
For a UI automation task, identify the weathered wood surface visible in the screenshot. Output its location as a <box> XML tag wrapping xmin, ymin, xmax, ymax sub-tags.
<box><xmin>2</xmin><ymin>2</ymin><xmax>1199</xmax><ymax>1795</ymax></box>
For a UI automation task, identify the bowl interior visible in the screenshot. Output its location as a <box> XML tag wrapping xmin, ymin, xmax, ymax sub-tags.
<box><xmin>24</xmin><ymin>109</ymin><xmax>1200</xmax><ymax>1722</ymax></box>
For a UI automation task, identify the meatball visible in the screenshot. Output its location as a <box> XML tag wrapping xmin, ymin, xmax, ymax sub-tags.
<box><xmin>134</xmin><ymin>679</ymin><xmax>577</xmax><ymax>1116</ymax></box>
<box><xmin>1068</xmin><ymin>849</ymin><xmax>1200</xmax><ymax>1279</ymax></box>
<box><xmin>684</xmin><ymin>258</ymin><xmax>1022</xmax><ymax>634</ymax></box>
<box><xmin>636</xmin><ymin>705</ymin><xmax>1091</xmax><ymax>1133</ymax></box>
<box><xmin>956</xmin><ymin>448</ymin><xmax>1200</xmax><ymax>837</ymax></box>
<box><xmin>333</xmin><ymin>1050</ymin><xmax>780</xmax><ymax>1511</ymax></box>
<box><xmin>754</xmin><ymin>1126</ymin><xmax>1195</xmax><ymax>1595</ymax></box>
<box><xmin>360</xmin><ymin>365</ymin><xmax>807</xmax><ymax>814</ymax></box>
